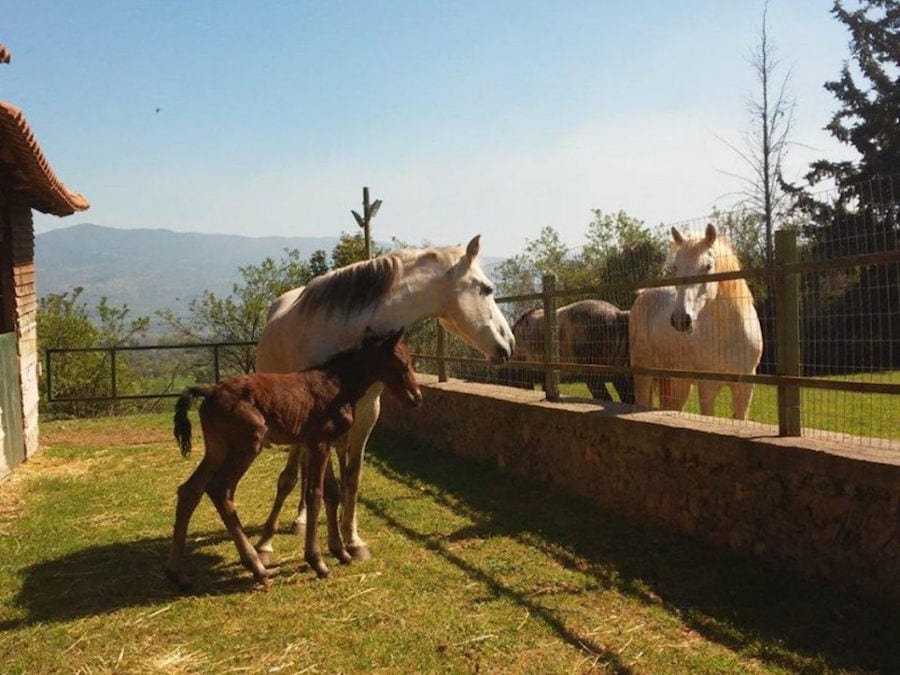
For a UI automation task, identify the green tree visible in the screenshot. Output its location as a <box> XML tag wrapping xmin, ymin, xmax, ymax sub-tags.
<box><xmin>308</xmin><ymin>249</ymin><xmax>330</xmax><ymax>278</ymax></box>
<box><xmin>330</xmin><ymin>231</ymin><xmax>387</xmax><ymax>269</ymax></box>
<box><xmin>580</xmin><ymin>210</ymin><xmax>667</xmax><ymax>308</ymax></box>
<box><xmin>38</xmin><ymin>287</ymin><xmax>149</xmax><ymax>416</ymax></box>
<box><xmin>800</xmin><ymin>1</ymin><xmax>899</xmax><ymax>193</ymax></box>
<box><xmin>160</xmin><ymin>248</ymin><xmax>314</xmax><ymax>373</ymax></box>
<box><xmin>784</xmin><ymin>0</ymin><xmax>899</xmax><ymax>373</ymax></box>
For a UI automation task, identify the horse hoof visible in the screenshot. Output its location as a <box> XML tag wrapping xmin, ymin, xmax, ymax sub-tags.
<box><xmin>164</xmin><ymin>567</ymin><xmax>193</xmax><ymax>593</ymax></box>
<box><xmin>331</xmin><ymin>547</ymin><xmax>353</xmax><ymax>565</ymax></box>
<box><xmin>346</xmin><ymin>544</ymin><xmax>371</xmax><ymax>562</ymax></box>
<box><xmin>306</xmin><ymin>556</ymin><xmax>330</xmax><ymax>579</ymax></box>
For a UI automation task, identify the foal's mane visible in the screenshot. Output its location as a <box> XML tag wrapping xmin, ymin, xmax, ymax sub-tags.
<box><xmin>295</xmin><ymin>245</ymin><xmax>465</xmax><ymax>319</ymax></box>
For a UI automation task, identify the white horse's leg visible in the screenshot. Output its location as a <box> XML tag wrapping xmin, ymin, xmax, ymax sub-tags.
<box><xmin>698</xmin><ymin>380</ymin><xmax>724</xmax><ymax>416</ymax></box>
<box><xmin>730</xmin><ymin>382</ymin><xmax>754</xmax><ymax>420</ymax></box>
<box><xmin>634</xmin><ymin>374</ymin><xmax>653</xmax><ymax>407</ymax></box>
<box><xmin>338</xmin><ymin>392</ymin><xmax>381</xmax><ymax>560</ymax></box>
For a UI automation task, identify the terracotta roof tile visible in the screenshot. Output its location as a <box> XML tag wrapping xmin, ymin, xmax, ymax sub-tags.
<box><xmin>0</xmin><ymin>101</ymin><xmax>89</xmax><ymax>216</ymax></box>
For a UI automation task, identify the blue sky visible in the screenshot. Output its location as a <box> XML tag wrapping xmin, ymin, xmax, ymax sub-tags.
<box><xmin>4</xmin><ymin>1</ymin><xmax>854</xmax><ymax>257</ymax></box>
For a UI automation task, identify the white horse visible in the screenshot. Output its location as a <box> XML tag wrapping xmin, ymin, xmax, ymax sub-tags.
<box><xmin>254</xmin><ymin>235</ymin><xmax>514</xmax><ymax>567</ymax></box>
<box><xmin>629</xmin><ymin>223</ymin><xmax>763</xmax><ymax>419</ymax></box>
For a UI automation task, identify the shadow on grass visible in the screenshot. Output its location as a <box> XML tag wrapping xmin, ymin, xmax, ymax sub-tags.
<box><xmin>1</xmin><ymin>530</ymin><xmax>257</xmax><ymax>630</ymax></box>
<box><xmin>368</xmin><ymin>429</ymin><xmax>900</xmax><ymax>674</ymax></box>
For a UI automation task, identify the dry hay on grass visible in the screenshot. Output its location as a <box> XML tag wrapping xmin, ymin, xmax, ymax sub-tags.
<box><xmin>0</xmin><ymin>452</ymin><xmax>93</xmax><ymax>530</ymax></box>
<box><xmin>0</xmin><ymin>418</ymin><xmax>162</xmax><ymax>529</ymax></box>
<box><xmin>41</xmin><ymin>421</ymin><xmax>170</xmax><ymax>449</ymax></box>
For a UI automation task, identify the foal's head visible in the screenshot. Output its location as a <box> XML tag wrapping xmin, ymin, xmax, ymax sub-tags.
<box><xmin>358</xmin><ymin>329</ymin><xmax>423</xmax><ymax>408</ymax></box>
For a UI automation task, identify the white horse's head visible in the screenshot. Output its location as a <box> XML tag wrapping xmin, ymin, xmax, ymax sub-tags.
<box><xmin>669</xmin><ymin>223</ymin><xmax>720</xmax><ymax>333</ymax></box>
<box><xmin>437</xmin><ymin>236</ymin><xmax>515</xmax><ymax>363</ymax></box>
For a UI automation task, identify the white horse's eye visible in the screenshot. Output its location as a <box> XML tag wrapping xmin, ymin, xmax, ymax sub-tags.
<box><xmin>478</xmin><ymin>282</ymin><xmax>493</xmax><ymax>296</ymax></box>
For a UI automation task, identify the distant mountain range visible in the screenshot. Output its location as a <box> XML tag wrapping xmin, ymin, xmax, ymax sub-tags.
<box><xmin>35</xmin><ymin>224</ymin><xmax>504</xmax><ymax>324</ymax></box>
<box><xmin>35</xmin><ymin>224</ymin><xmax>351</xmax><ymax>320</ymax></box>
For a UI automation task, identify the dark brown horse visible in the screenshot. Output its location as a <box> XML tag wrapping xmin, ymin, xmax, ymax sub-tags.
<box><xmin>500</xmin><ymin>300</ymin><xmax>634</xmax><ymax>403</ymax></box>
<box><xmin>165</xmin><ymin>330</ymin><xmax>421</xmax><ymax>590</ymax></box>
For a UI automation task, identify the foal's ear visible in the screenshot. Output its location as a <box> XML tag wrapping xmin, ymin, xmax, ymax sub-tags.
<box><xmin>670</xmin><ymin>227</ymin><xmax>684</xmax><ymax>245</ymax></box>
<box><xmin>704</xmin><ymin>223</ymin><xmax>717</xmax><ymax>246</ymax></box>
<box><xmin>388</xmin><ymin>327</ymin><xmax>405</xmax><ymax>349</ymax></box>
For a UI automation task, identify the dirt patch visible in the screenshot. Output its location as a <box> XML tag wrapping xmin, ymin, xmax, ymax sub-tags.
<box><xmin>41</xmin><ymin>422</ymin><xmax>170</xmax><ymax>449</ymax></box>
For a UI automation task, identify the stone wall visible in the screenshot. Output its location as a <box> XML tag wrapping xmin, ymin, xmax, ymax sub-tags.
<box><xmin>379</xmin><ymin>376</ymin><xmax>900</xmax><ymax>601</ymax></box>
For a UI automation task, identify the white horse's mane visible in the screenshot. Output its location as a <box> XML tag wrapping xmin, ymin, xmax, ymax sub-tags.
<box><xmin>293</xmin><ymin>245</ymin><xmax>466</xmax><ymax>320</ymax></box>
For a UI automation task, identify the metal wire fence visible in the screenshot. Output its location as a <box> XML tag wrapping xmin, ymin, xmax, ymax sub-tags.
<box><xmin>42</xmin><ymin>178</ymin><xmax>899</xmax><ymax>447</ymax></box>
<box><xmin>413</xmin><ymin>180</ymin><xmax>899</xmax><ymax>449</ymax></box>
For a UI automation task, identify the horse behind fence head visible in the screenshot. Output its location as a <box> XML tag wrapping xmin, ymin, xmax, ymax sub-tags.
<box><xmin>629</xmin><ymin>223</ymin><xmax>763</xmax><ymax>419</ymax></box>
<box><xmin>165</xmin><ymin>329</ymin><xmax>421</xmax><ymax>591</ymax></box>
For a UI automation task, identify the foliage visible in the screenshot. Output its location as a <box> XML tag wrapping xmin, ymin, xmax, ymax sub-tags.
<box><xmin>798</xmin><ymin>0</ymin><xmax>900</xmax><ymax>193</ymax></box>
<box><xmin>582</xmin><ymin>210</ymin><xmax>667</xmax><ymax>308</ymax></box>
<box><xmin>495</xmin><ymin>211</ymin><xmax>666</xmax><ymax>316</ymax></box>
<box><xmin>37</xmin><ymin>287</ymin><xmax>150</xmax><ymax>416</ymax></box>
<box><xmin>330</xmin><ymin>231</ymin><xmax>388</xmax><ymax>269</ymax></box>
<box><xmin>783</xmin><ymin>0</ymin><xmax>899</xmax><ymax>372</ymax></box>
<box><xmin>159</xmin><ymin>248</ymin><xmax>316</xmax><ymax>373</ymax></box>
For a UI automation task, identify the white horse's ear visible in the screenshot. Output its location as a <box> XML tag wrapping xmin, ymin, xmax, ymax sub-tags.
<box><xmin>671</xmin><ymin>227</ymin><xmax>684</xmax><ymax>245</ymax></box>
<box><xmin>705</xmin><ymin>223</ymin><xmax>717</xmax><ymax>246</ymax></box>
<box><xmin>465</xmin><ymin>235</ymin><xmax>481</xmax><ymax>262</ymax></box>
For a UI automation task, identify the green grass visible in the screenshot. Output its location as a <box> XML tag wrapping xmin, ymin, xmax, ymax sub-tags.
<box><xmin>559</xmin><ymin>370</ymin><xmax>900</xmax><ymax>441</ymax></box>
<box><xmin>1</xmin><ymin>413</ymin><xmax>898</xmax><ymax>673</ymax></box>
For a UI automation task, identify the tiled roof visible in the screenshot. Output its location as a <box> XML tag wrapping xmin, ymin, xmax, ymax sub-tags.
<box><xmin>0</xmin><ymin>101</ymin><xmax>89</xmax><ymax>216</ymax></box>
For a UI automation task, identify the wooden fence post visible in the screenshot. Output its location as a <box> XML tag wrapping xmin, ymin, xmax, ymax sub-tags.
<box><xmin>351</xmin><ymin>186</ymin><xmax>382</xmax><ymax>260</ymax></box>
<box><xmin>436</xmin><ymin>320</ymin><xmax>448</xmax><ymax>383</ymax></box>
<box><xmin>542</xmin><ymin>273</ymin><xmax>560</xmax><ymax>402</ymax></box>
<box><xmin>110</xmin><ymin>347</ymin><xmax>118</xmax><ymax>399</ymax></box>
<box><xmin>775</xmin><ymin>229</ymin><xmax>801</xmax><ymax>436</ymax></box>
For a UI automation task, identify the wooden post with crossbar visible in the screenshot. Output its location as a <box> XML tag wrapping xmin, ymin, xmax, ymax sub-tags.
<box><xmin>542</xmin><ymin>273</ymin><xmax>560</xmax><ymax>402</ymax></box>
<box><xmin>351</xmin><ymin>186</ymin><xmax>382</xmax><ymax>260</ymax></box>
<box><xmin>775</xmin><ymin>229</ymin><xmax>801</xmax><ymax>436</ymax></box>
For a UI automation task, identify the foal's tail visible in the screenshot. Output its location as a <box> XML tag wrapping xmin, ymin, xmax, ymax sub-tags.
<box><xmin>173</xmin><ymin>386</ymin><xmax>213</xmax><ymax>457</ymax></box>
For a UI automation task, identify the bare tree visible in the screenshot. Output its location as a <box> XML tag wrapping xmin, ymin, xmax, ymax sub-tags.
<box><xmin>722</xmin><ymin>1</ymin><xmax>796</xmax><ymax>264</ymax></box>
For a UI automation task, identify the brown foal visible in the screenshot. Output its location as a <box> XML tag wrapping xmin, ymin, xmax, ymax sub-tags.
<box><xmin>165</xmin><ymin>329</ymin><xmax>421</xmax><ymax>590</ymax></box>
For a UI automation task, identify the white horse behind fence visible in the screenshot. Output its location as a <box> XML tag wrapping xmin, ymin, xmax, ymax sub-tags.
<box><xmin>629</xmin><ymin>223</ymin><xmax>763</xmax><ymax>420</ymax></box>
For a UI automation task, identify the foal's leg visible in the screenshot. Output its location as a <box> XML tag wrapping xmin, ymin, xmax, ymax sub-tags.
<box><xmin>256</xmin><ymin>444</ymin><xmax>302</xmax><ymax>567</ymax></box>
<box><xmin>165</xmin><ymin>453</ymin><xmax>223</xmax><ymax>590</ymax></box>
<box><xmin>323</xmin><ymin>448</ymin><xmax>351</xmax><ymax>564</ymax></box>
<box><xmin>303</xmin><ymin>442</ymin><xmax>331</xmax><ymax>578</ymax></box>
<box><xmin>206</xmin><ymin>443</ymin><xmax>268</xmax><ymax>586</ymax></box>
<box><xmin>338</xmin><ymin>391</ymin><xmax>381</xmax><ymax>561</ymax></box>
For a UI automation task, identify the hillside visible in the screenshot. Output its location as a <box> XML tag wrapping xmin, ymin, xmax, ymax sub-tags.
<box><xmin>35</xmin><ymin>224</ymin><xmax>344</xmax><ymax>319</ymax></box>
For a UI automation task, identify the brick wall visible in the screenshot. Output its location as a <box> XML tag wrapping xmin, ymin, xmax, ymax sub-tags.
<box><xmin>379</xmin><ymin>376</ymin><xmax>900</xmax><ymax>600</ymax></box>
